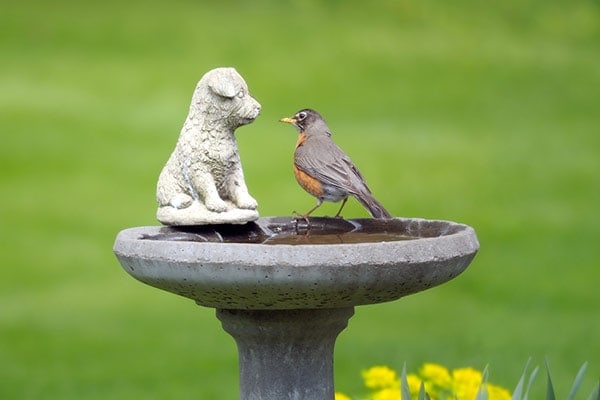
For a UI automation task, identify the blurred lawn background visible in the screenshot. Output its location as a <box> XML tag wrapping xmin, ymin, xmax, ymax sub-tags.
<box><xmin>1</xmin><ymin>0</ymin><xmax>599</xmax><ymax>398</ymax></box>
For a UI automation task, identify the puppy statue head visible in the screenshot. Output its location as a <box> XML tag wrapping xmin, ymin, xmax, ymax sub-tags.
<box><xmin>191</xmin><ymin>67</ymin><xmax>261</xmax><ymax>129</ymax></box>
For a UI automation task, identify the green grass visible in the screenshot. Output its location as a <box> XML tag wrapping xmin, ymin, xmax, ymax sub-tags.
<box><xmin>1</xmin><ymin>0</ymin><xmax>599</xmax><ymax>398</ymax></box>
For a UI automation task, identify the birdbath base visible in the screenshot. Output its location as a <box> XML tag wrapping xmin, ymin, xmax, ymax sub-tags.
<box><xmin>217</xmin><ymin>307</ymin><xmax>354</xmax><ymax>400</ymax></box>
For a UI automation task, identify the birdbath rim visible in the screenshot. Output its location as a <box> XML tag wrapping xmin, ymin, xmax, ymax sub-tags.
<box><xmin>113</xmin><ymin>216</ymin><xmax>479</xmax><ymax>309</ymax></box>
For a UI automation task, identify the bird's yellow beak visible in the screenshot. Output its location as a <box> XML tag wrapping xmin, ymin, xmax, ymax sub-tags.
<box><xmin>279</xmin><ymin>117</ymin><xmax>296</xmax><ymax>124</ymax></box>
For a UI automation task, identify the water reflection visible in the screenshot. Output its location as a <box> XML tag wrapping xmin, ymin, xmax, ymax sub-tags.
<box><xmin>139</xmin><ymin>217</ymin><xmax>464</xmax><ymax>245</ymax></box>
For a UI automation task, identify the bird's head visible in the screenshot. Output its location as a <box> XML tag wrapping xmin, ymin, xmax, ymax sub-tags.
<box><xmin>279</xmin><ymin>109</ymin><xmax>330</xmax><ymax>135</ymax></box>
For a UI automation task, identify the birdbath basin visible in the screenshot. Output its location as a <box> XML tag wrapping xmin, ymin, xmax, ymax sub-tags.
<box><xmin>113</xmin><ymin>217</ymin><xmax>479</xmax><ymax>399</ymax></box>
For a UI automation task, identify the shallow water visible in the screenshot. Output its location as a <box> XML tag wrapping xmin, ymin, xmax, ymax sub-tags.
<box><xmin>140</xmin><ymin>216</ymin><xmax>456</xmax><ymax>245</ymax></box>
<box><xmin>262</xmin><ymin>231</ymin><xmax>415</xmax><ymax>245</ymax></box>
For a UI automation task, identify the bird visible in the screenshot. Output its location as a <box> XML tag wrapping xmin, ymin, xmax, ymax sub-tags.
<box><xmin>279</xmin><ymin>108</ymin><xmax>392</xmax><ymax>222</ymax></box>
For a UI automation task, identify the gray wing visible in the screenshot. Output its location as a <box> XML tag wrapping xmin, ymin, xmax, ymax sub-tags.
<box><xmin>295</xmin><ymin>135</ymin><xmax>372</xmax><ymax>195</ymax></box>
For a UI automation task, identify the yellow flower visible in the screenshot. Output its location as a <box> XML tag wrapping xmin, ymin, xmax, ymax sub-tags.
<box><xmin>419</xmin><ymin>363</ymin><xmax>452</xmax><ymax>390</ymax></box>
<box><xmin>335</xmin><ymin>392</ymin><xmax>352</xmax><ymax>400</ymax></box>
<box><xmin>407</xmin><ymin>373</ymin><xmax>423</xmax><ymax>396</ymax></box>
<box><xmin>487</xmin><ymin>384</ymin><xmax>512</xmax><ymax>400</ymax></box>
<box><xmin>452</xmin><ymin>367</ymin><xmax>483</xmax><ymax>386</ymax></box>
<box><xmin>354</xmin><ymin>364</ymin><xmax>511</xmax><ymax>400</ymax></box>
<box><xmin>362</xmin><ymin>366</ymin><xmax>400</xmax><ymax>390</ymax></box>
<box><xmin>455</xmin><ymin>385</ymin><xmax>479</xmax><ymax>400</ymax></box>
<box><xmin>452</xmin><ymin>367</ymin><xmax>483</xmax><ymax>400</ymax></box>
<box><xmin>372</xmin><ymin>387</ymin><xmax>401</xmax><ymax>400</ymax></box>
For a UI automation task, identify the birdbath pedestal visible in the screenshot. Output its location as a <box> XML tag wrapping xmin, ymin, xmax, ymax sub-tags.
<box><xmin>113</xmin><ymin>217</ymin><xmax>479</xmax><ymax>400</ymax></box>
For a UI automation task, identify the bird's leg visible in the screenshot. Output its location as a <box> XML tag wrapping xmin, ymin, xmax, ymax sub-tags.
<box><xmin>293</xmin><ymin>199</ymin><xmax>323</xmax><ymax>226</ymax></box>
<box><xmin>334</xmin><ymin>198</ymin><xmax>348</xmax><ymax>218</ymax></box>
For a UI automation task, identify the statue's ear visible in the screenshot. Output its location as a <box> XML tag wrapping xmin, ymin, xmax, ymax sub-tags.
<box><xmin>209</xmin><ymin>79</ymin><xmax>236</xmax><ymax>98</ymax></box>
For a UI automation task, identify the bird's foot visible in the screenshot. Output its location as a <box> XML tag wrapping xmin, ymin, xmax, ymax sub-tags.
<box><xmin>292</xmin><ymin>211</ymin><xmax>311</xmax><ymax>230</ymax></box>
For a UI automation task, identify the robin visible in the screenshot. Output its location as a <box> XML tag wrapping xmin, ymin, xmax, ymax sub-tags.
<box><xmin>279</xmin><ymin>109</ymin><xmax>392</xmax><ymax>221</ymax></box>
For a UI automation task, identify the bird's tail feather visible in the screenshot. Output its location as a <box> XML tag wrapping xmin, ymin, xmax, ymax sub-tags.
<box><xmin>355</xmin><ymin>192</ymin><xmax>393</xmax><ymax>219</ymax></box>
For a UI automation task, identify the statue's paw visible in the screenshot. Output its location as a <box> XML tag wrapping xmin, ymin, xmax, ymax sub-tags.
<box><xmin>236</xmin><ymin>195</ymin><xmax>258</xmax><ymax>210</ymax></box>
<box><xmin>170</xmin><ymin>194</ymin><xmax>193</xmax><ymax>209</ymax></box>
<box><xmin>205</xmin><ymin>197</ymin><xmax>228</xmax><ymax>213</ymax></box>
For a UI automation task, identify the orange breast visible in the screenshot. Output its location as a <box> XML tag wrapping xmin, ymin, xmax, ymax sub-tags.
<box><xmin>294</xmin><ymin>133</ymin><xmax>324</xmax><ymax>197</ymax></box>
<box><xmin>294</xmin><ymin>164</ymin><xmax>324</xmax><ymax>197</ymax></box>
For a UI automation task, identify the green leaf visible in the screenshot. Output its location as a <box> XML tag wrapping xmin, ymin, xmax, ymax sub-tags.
<box><xmin>587</xmin><ymin>380</ymin><xmax>600</xmax><ymax>400</ymax></box>
<box><xmin>418</xmin><ymin>381</ymin><xmax>427</xmax><ymax>400</ymax></box>
<box><xmin>566</xmin><ymin>362</ymin><xmax>588</xmax><ymax>400</ymax></box>
<box><xmin>523</xmin><ymin>366</ymin><xmax>540</xmax><ymax>400</ymax></box>
<box><xmin>476</xmin><ymin>365</ymin><xmax>489</xmax><ymax>400</ymax></box>
<box><xmin>401</xmin><ymin>362</ymin><xmax>411</xmax><ymax>400</ymax></box>
<box><xmin>513</xmin><ymin>358</ymin><xmax>532</xmax><ymax>400</ymax></box>
<box><xmin>545</xmin><ymin>359</ymin><xmax>556</xmax><ymax>400</ymax></box>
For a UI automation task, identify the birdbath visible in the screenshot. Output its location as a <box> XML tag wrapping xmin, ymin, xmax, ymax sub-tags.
<box><xmin>113</xmin><ymin>216</ymin><xmax>479</xmax><ymax>400</ymax></box>
<box><xmin>115</xmin><ymin>67</ymin><xmax>479</xmax><ymax>399</ymax></box>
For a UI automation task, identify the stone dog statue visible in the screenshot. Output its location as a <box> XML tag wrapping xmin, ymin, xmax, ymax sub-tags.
<box><xmin>156</xmin><ymin>67</ymin><xmax>261</xmax><ymax>225</ymax></box>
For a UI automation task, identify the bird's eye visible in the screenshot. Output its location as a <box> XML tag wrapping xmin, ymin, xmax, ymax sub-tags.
<box><xmin>237</xmin><ymin>90</ymin><xmax>244</xmax><ymax>98</ymax></box>
<box><xmin>297</xmin><ymin>112</ymin><xmax>307</xmax><ymax>120</ymax></box>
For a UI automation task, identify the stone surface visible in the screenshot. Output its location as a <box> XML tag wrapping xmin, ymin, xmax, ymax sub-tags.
<box><xmin>156</xmin><ymin>67</ymin><xmax>261</xmax><ymax>226</ymax></box>
<box><xmin>113</xmin><ymin>216</ymin><xmax>479</xmax><ymax>400</ymax></box>
<box><xmin>217</xmin><ymin>308</ymin><xmax>354</xmax><ymax>400</ymax></box>
<box><xmin>156</xmin><ymin>200</ymin><xmax>258</xmax><ymax>226</ymax></box>
<box><xmin>113</xmin><ymin>217</ymin><xmax>479</xmax><ymax>309</ymax></box>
